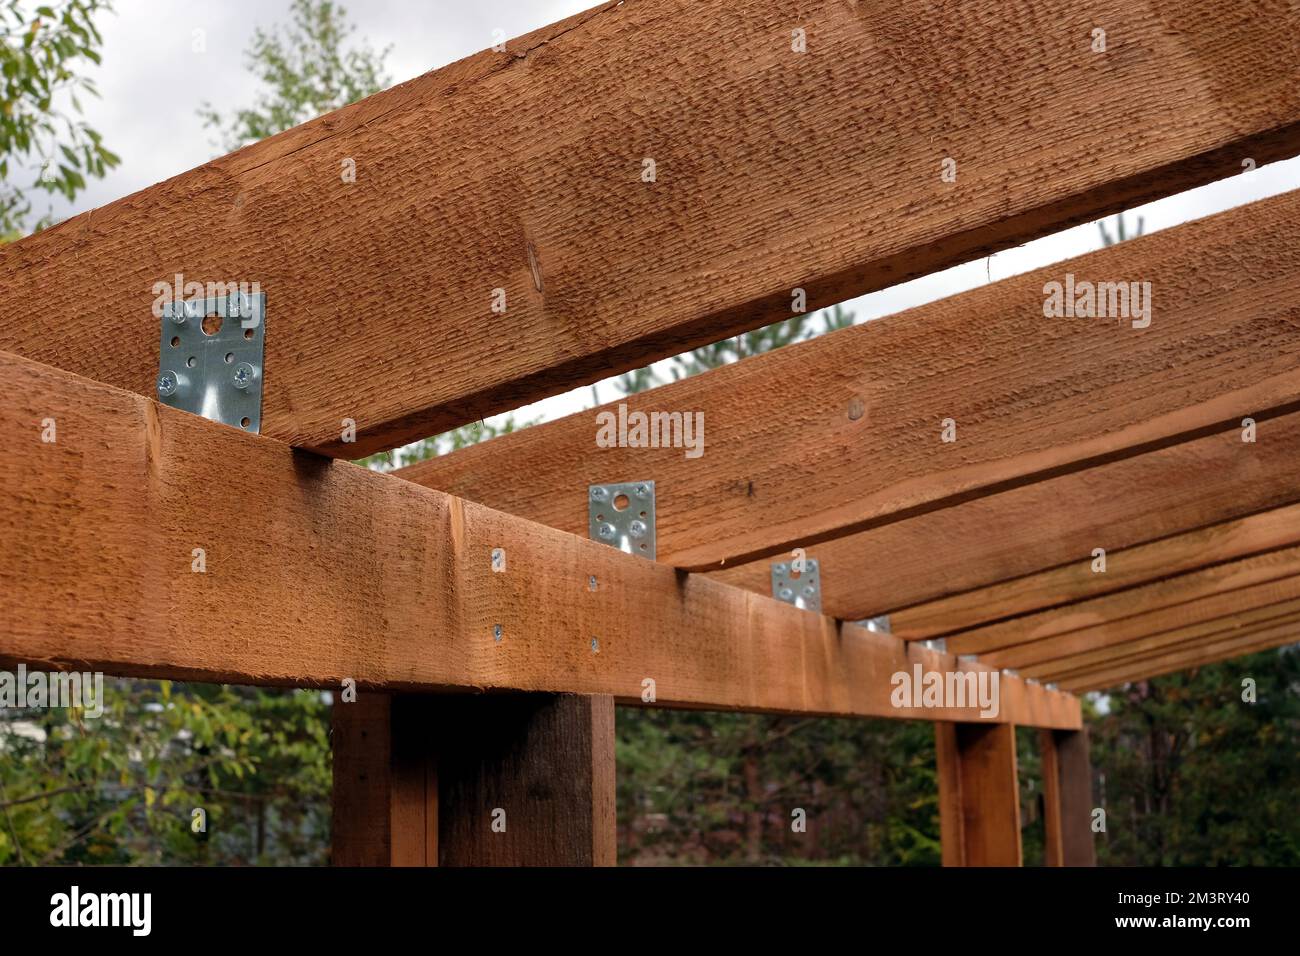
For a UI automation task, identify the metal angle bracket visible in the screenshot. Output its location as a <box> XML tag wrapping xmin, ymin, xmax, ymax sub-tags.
<box><xmin>589</xmin><ymin>481</ymin><xmax>656</xmax><ymax>559</ymax></box>
<box><xmin>771</xmin><ymin>558</ymin><xmax>821</xmax><ymax>612</ymax></box>
<box><xmin>157</xmin><ymin>292</ymin><xmax>266</xmax><ymax>432</ymax></box>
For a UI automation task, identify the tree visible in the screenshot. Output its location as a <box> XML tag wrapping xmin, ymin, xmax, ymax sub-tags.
<box><xmin>197</xmin><ymin>0</ymin><xmax>389</xmax><ymax>152</ymax></box>
<box><xmin>0</xmin><ymin>0</ymin><xmax>119</xmax><ymax>236</ymax></box>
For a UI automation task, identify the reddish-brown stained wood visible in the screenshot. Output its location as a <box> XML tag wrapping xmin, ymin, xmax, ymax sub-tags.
<box><xmin>435</xmin><ymin>693</ymin><xmax>616</xmax><ymax>866</ymax></box>
<box><xmin>1059</xmin><ymin>627</ymin><xmax>1300</xmax><ymax>692</ymax></box>
<box><xmin>716</xmin><ymin>412</ymin><xmax>1300</xmax><ymax>623</ymax></box>
<box><xmin>894</xmin><ymin>501</ymin><xmax>1300</xmax><ymax>643</ymax></box>
<box><xmin>401</xmin><ymin>189</ymin><xmax>1300</xmax><ymax>571</ymax></box>
<box><xmin>950</xmin><ymin>546</ymin><xmax>1300</xmax><ymax>664</ymax></box>
<box><xmin>935</xmin><ymin>722</ymin><xmax>1022</xmax><ymax>867</ymax></box>
<box><xmin>3</xmin><ymin>2</ymin><xmax>1299</xmax><ymax>457</ymax></box>
<box><xmin>1039</xmin><ymin>729</ymin><xmax>1063</xmax><ymax>867</ymax></box>
<box><xmin>0</xmin><ymin>350</ymin><xmax>1080</xmax><ymax>729</ymax></box>
<box><xmin>1052</xmin><ymin>729</ymin><xmax>1096</xmax><ymax>866</ymax></box>
<box><xmin>334</xmin><ymin>692</ymin><xmax>615</xmax><ymax>866</ymax></box>
<box><xmin>1024</xmin><ymin>601</ymin><xmax>1300</xmax><ymax>680</ymax></box>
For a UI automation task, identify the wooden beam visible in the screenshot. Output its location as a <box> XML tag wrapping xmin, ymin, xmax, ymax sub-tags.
<box><xmin>332</xmin><ymin>693</ymin><xmax>616</xmax><ymax>866</ymax></box>
<box><xmin>1044</xmin><ymin>614</ymin><xmax>1300</xmax><ymax>685</ymax></box>
<box><xmin>3</xmin><ymin>1</ymin><xmax>1299</xmax><ymax>458</ymax></box>
<box><xmin>949</xmin><ymin>546</ymin><xmax>1300</xmax><ymax>664</ymax></box>
<box><xmin>400</xmin><ymin>187</ymin><xmax>1300</xmax><ymax>572</ymax></box>
<box><xmin>1023</xmin><ymin>600</ymin><xmax>1300</xmax><ymax>680</ymax></box>
<box><xmin>0</xmin><ymin>350</ymin><xmax>1079</xmax><ymax>729</ymax></box>
<box><xmin>1060</xmin><ymin>628</ymin><xmax>1300</xmax><ymax>692</ymax></box>
<box><xmin>894</xmin><ymin>501</ymin><xmax>1300</xmax><ymax>643</ymax></box>
<box><xmin>935</xmin><ymin>722</ymin><xmax>1022</xmax><ymax>866</ymax></box>
<box><xmin>1044</xmin><ymin>729</ymin><xmax>1095</xmax><ymax>866</ymax></box>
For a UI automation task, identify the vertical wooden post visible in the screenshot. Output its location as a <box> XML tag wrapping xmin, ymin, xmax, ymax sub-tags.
<box><xmin>1041</xmin><ymin>727</ymin><xmax>1096</xmax><ymax>866</ymax></box>
<box><xmin>1039</xmin><ymin>729</ymin><xmax>1064</xmax><ymax>866</ymax></box>
<box><xmin>332</xmin><ymin>692</ymin><xmax>616</xmax><ymax>866</ymax></box>
<box><xmin>935</xmin><ymin>722</ymin><xmax>1022</xmax><ymax>866</ymax></box>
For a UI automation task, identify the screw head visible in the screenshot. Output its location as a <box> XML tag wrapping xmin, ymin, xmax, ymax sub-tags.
<box><xmin>157</xmin><ymin>371</ymin><xmax>178</xmax><ymax>397</ymax></box>
<box><xmin>628</xmin><ymin>520</ymin><xmax>647</xmax><ymax>539</ymax></box>
<box><xmin>493</xmin><ymin>624</ymin><xmax>503</xmax><ymax>642</ymax></box>
<box><xmin>590</xmin><ymin>637</ymin><xmax>600</xmax><ymax>653</ymax></box>
<box><xmin>633</xmin><ymin>483</ymin><xmax>651</xmax><ymax>499</ymax></box>
<box><xmin>803</xmin><ymin>586</ymin><xmax>815</xmax><ymax>597</ymax></box>
<box><xmin>597</xmin><ymin>523</ymin><xmax>616</xmax><ymax>540</ymax></box>
<box><xmin>590</xmin><ymin>486</ymin><xmax>609</xmax><ymax>503</ymax></box>
<box><xmin>232</xmin><ymin>362</ymin><xmax>254</xmax><ymax>389</ymax></box>
<box><xmin>779</xmin><ymin>587</ymin><xmax>793</xmax><ymax>600</ymax></box>
<box><xmin>169</xmin><ymin>306</ymin><xmax>187</xmax><ymax>326</ymax></box>
<box><xmin>774</xmin><ymin>563</ymin><xmax>788</xmax><ymax>574</ymax></box>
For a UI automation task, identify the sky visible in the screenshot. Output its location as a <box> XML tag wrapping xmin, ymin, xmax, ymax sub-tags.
<box><xmin>30</xmin><ymin>0</ymin><xmax>1300</xmax><ymax>436</ymax></box>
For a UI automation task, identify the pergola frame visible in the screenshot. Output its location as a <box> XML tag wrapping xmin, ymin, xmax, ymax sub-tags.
<box><xmin>3</xmin><ymin>0</ymin><xmax>1299</xmax><ymax>867</ymax></box>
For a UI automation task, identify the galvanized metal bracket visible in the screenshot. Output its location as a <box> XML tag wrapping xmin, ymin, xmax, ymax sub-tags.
<box><xmin>771</xmin><ymin>558</ymin><xmax>821</xmax><ymax>612</ymax></box>
<box><xmin>157</xmin><ymin>292</ymin><xmax>265</xmax><ymax>432</ymax></box>
<box><xmin>589</xmin><ymin>482</ymin><xmax>655</xmax><ymax>559</ymax></box>
<box><xmin>859</xmin><ymin>615</ymin><xmax>892</xmax><ymax>634</ymax></box>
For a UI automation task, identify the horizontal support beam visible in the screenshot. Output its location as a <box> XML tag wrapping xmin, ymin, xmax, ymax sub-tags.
<box><xmin>3</xmin><ymin>1</ymin><xmax>1299</xmax><ymax>457</ymax></box>
<box><xmin>401</xmin><ymin>187</ymin><xmax>1300</xmax><ymax>572</ymax></box>
<box><xmin>1059</xmin><ymin>625</ymin><xmax>1300</xmax><ymax>693</ymax></box>
<box><xmin>949</xmin><ymin>543</ymin><xmax>1300</xmax><ymax>663</ymax></box>
<box><xmin>0</xmin><ymin>350</ymin><xmax>1079</xmax><ymax>729</ymax></box>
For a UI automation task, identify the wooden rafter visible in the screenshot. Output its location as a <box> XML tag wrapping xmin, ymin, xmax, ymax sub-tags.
<box><xmin>1</xmin><ymin>1</ymin><xmax>1299</xmax><ymax>457</ymax></box>
<box><xmin>399</xmin><ymin>189</ymin><xmax>1300</xmax><ymax>574</ymax></box>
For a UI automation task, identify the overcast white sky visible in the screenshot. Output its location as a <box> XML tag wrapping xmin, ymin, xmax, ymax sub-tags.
<box><xmin>33</xmin><ymin>0</ymin><xmax>1300</xmax><ymax>435</ymax></box>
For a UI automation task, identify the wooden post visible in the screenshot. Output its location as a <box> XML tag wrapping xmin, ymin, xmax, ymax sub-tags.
<box><xmin>332</xmin><ymin>692</ymin><xmax>616</xmax><ymax>866</ymax></box>
<box><xmin>1041</xmin><ymin>727</ymin><xmax>1096</xmax><ymax>866</ymax></box>
<box><xmin>935</xmin><ymin>722</ymin><xmax>1022</xmax><ymax>866</ymax></box>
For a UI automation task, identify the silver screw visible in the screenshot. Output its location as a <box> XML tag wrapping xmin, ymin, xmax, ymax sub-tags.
<box><xmin>493</xmin><ymin>624</ymin><xmax>503</xmax><ymax>642</ymax></box>
<box><xmin>169</xmin><ymin>305</ymin><xmax>187</xmax><ymax>326</ymax></box>
<box><xmin>803</xmin><ymin>586</ymin><xmax>815</xmax><ymax>597</ymax></box>
<box><xmin>774</xmin><ymin>563</ymin><xmax>788</xmax><ymax>574</ymax></box>
<box><xmin>590</xmin><ymin>486</ymin><xmax>609</xmax><ymax>503</ymax></box>
<box><xmin>232</xmin><ymin>362</ymin><xmax>254</xmax><ymax>389</ymax></box>
<box><xmin>157</xmin><ymin>372</ymin><xmax>178</xmax><ymax>397</ymax></box>
<box><xmin>590</xmin><ymin>637</ymin><xmax>599</xmax><ymax>653</ymax></box>
<box><xmin>588</xmin><ymin>575</ymin><xmax>598</xmax><ymax>591</ymax></box>
<box><xmin>597</xmin><ymin>523</ymin><xmax>615</xmax><ymax>541</ymax></box>
<box><xmin>779</xmin><ymin>587</ymin><xmax>793</xmax><ymax>600</ymax></box>
<box><xmin>628</xmin><ymin>520</ymin><xmax>647</xmax><ymax>539</ymax></box>
<box><xmin>633</xmin><ymin>483</ymin><xmax>651</xmax><ymax>499</ymax></box>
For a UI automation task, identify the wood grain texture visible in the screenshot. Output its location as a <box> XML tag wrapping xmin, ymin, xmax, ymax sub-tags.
<box><xmin>1060</xmin><ymin>627</ymin><xmax>1300</xmax><ymax>692</ymax></box>
<box><xmin>0</xmin><ymin>350</ymin><xmax>1079</xmax><ymax>729</ymax></box>
<box><xmin>1039</xmin><ymin>729</ymin><xmax>1063</xmax><ymax>866</ymax></box>
<box><xmin>331</xmin><ymin>693</ymin><xmax>399</xmax><ymax>866</ymax></box>
<box><xmin>983</xmin><ymin>575</ymin><xmax>1300</xmax><ymax>672</ymax></box>
<box><xmin>1043</xmin><ymin>616</ymin><xmax>1300</xmax><ymax>685</ymax></box>
<box><xmin>1052</xmin><ymin>729</ymin><xmax>1096</xmax><ymax>866</ymax></box>
<box><xmin>935</xmin><ymin>722</ymin><xmax>1022</xmax><ymax>866</ymax></box>
<box><xmin>435</xmin><ymin>693</ymin><xmax>616</xmax><ymax>866</ymax></box>
<box><xmin>3</xmin><ymin>1</ymin><xmax>1299</xmax><ymax>457</ymax></box>
<box><xmin>401</xmin><ymin>187</ymin><xmax>1300</xmax><ymax>572</ymax></box>
<box><xmin>717</xmin><ymin>411</ymin><xmax>1300</xmax><ymax>623</ymax></box>
<box><xmin>894</xmin><ymin>500</ymin><xmax>1300</xmax><ymax>643</ymax></box>
<box><xmin>1024</xmin><ymin>600</ymin><xmax>1300</xmax><ymax>680</ymax></box>
<box><xmin>950</xmin><ymin>545</ymin><xmax>1300</xmax><ymax>663</ymax></box>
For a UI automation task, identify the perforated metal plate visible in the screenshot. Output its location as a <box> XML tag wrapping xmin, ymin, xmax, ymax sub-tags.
<box><xmin>771</xmin><ymin>558</ymin><xmax>821</xmax><ymax>612</ymax></box>
<box><xmin>157</xmin><ymin>292</ymin><xmax>265</xmax><ymax>432</ymax></box>
<box><xmin>589</xmin><ymin>482</ymin><xmax>655</xmax><ymax>559</ymax></box>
